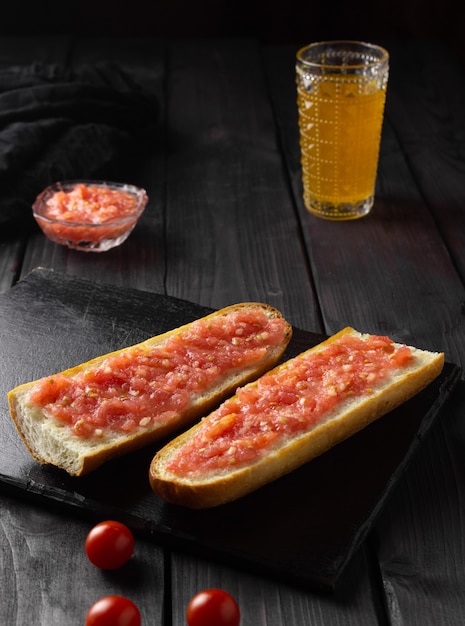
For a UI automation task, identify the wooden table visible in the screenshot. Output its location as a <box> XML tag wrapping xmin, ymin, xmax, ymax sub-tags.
<box><xmin>1</xmin><ymin>36</ymin><xmax>465</xmax><ymax>625</ymax></box>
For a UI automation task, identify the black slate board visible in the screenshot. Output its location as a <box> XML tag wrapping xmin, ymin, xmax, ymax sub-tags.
<box><xmin>0</xmin><ymin>268</ymin><xmax>461</xmax><ymax>590</ymax></box>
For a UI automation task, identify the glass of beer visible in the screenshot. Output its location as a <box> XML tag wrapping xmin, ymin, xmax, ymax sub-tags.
<box><xmin>296</xmin><ymin>41</ymin><xmax>389</xmax><ymax>220</ymax></box>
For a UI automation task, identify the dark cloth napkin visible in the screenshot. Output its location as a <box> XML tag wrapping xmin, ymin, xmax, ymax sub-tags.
<box><xmin>0</xmin><ymin>61</ymin><xmax>159</xmax><ymax>239</ymax></box>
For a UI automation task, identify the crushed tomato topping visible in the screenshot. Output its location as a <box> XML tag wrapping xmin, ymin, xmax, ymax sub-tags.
<box><xmin>27</xmin><ymin>308</ymin><xmax>287</xmax><ymax>438</ymax></box>
<box><xmin>44</xmin><ymin>183</ymin><xmax>138</xmax><ymax>224</ymax></box>
<box><xmin>165</xmin><ymin>333</ymin><xmax>414</xmax><ymax>478</ymax></box>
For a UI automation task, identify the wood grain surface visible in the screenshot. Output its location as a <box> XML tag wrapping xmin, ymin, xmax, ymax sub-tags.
<box><xmin>0</xmin><ymin>35</ymin><xmax>464</xmax><ymax>625</ymax></box>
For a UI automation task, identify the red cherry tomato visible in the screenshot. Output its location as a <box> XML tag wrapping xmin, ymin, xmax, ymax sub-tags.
<box><xmin>186</xmin><ymin>588</ymin><xmax>241</xmax><ymax>626</ymax></box>
<box><xmin>85</xmin><ymin>595</ymin><xmax>141</xmax><ymax>626</ymax></box>
<box><xmin>85</xmin><ymin>520</ymin><xmax>134</xmax><ymax>570</ymax></box>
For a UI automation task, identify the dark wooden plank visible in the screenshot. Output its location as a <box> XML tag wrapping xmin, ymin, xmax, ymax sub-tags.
<box><xmin>385</xmin><ymin>41</ymin><xmax>465</xmax><ymax>282</ymax></box>
<box><xmin>163</xmin><ymin>39</ymin><xmax>380</xmax><ymax>623</ymax></box>
<box><xmin>17</xmin><ymin>37</ymin><xmax>316</xmax><ymax>324</ymax></box>
<box><xmin>376</xmin><ymin>43</ymin><xmax>465</xmax><ymax>613</ymax></box>
<box><xmin>374</xmin><ymin>381</ymin><xmax>465</xmax><ymax>626</ymax></box>
<box><xmin>264</xmin><ymin>42</ymin><xmax>465</xmax><ymax>356</ymax></box>
<box><xmin>361</xmin><ymin>44</ymin><xmax>465</xmax><ymax>626</ymax></box>
<box><xmin>265</xmin><ymin>41</ymin><xmax>465</xmax><ymax>626</ymax></box>
<box><xmin>171</xmin><ymin>547</ymin><xmax>383</xmax><ymax>626</ymax></box>
<box><xmin>2</xmin><ymin>35</ymin><xmax>463</xmax><ymax>625</ymax></box>
<box><xmin>0</xmin><ymin>492</ymin><xmax>165</xmax><ymax>625</ymax></box>
<box><xmin>163</xmin><ymin>39</ymin><xmax>319</xmax><ymax>330</ymax></box>
<box><xmin>0</xmin><ymin>239</ymin><xmax>23</xmax><ymax>293</ymax></box>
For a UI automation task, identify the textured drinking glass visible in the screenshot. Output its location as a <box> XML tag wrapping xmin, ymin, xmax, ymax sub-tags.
<box><xmin>296</xmin><ymin>41</ymin><xmax>389</xmax><ymax>220</ymax></box>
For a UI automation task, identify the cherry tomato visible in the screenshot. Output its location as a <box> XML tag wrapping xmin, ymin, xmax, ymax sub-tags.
<box><xmin>85</xmin><ymin>595</ymin><xmax>141</xmax><ymax>626</ymax></box>
<box><xmin>85</xmin><ymin>520</ymin><xmax>135</xmax><ymax>570</ymax></box>
<box><xmin>186</xmin><ymin>588</ymin><xmax>241</xmax><ymax>626</ymax></box>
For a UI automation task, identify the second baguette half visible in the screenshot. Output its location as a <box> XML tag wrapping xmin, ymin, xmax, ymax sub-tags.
<box><xmin>149</xmin><ymin>327</ymin><xmax>444</xmax><ymax>508</ymax></box>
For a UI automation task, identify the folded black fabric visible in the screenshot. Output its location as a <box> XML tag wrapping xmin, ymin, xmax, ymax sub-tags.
<box><xmin>0</xmin><ymin>61</ymin><xmax>159</xmax><ymax>239</ymax></box>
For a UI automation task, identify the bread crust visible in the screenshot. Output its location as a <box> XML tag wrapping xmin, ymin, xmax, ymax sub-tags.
<box><xmin>8</xmin><ymin>302</ymin><xmax>292</xmax><ymax>476</ymax></box>
<box><xmin>149</xmin><ymin>328</ymin><xmax>445</xmax><ymax>508</ymax></box>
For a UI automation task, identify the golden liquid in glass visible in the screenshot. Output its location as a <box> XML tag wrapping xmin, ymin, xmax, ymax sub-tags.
<box><xmin>297</xmin><ymin>76</ymin><xmax>387</xmax><ymax>219</ymax></box>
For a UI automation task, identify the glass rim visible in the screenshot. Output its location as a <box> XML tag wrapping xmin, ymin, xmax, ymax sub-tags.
<box><xmin>296</xmin><ymin>40</ymin><xmax>389</xmax><ymax>70</ymax></box>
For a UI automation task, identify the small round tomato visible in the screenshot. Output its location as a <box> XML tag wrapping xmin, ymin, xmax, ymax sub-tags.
<box><xmin>85</xmin><ymin>520</ymin><xmax>134</xmax><ymax>570</ymax></box>
<box><xmin>186</xmin><ymin>588</ymin><xmax>241</xmax><ymax>626</ymax></box>
<box><xmin>85</xmin><ymin>595</ymin><xmax>141</xmax><ymax>626</ymax></box>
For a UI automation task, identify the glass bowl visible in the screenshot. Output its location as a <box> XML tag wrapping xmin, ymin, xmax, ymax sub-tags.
<box><xmin>32</xmin><ymin>180</ymin><xmax>149</xmax><ymax>252</ymax></box>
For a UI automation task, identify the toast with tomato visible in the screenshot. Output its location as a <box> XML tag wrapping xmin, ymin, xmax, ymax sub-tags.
<box><xmin>149</xmin><ymin>327</ymin><xmax>444</xmax><ymax>508</ymax></box>
<box><xmin>8</xmin><ymin>303</ymin><xmax>292</xmax><ymax>476</ymax></box>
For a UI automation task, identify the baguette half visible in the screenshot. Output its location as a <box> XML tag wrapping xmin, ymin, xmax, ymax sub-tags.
<box><xmin>149</xmin><ymin>327</ymin><xmax>444</xmax><ymax>508</ymax></box>
<box><xmin>8</xmin><ymin>303</ymin><xmax>292</xmax><ymax>476</ymax></box>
